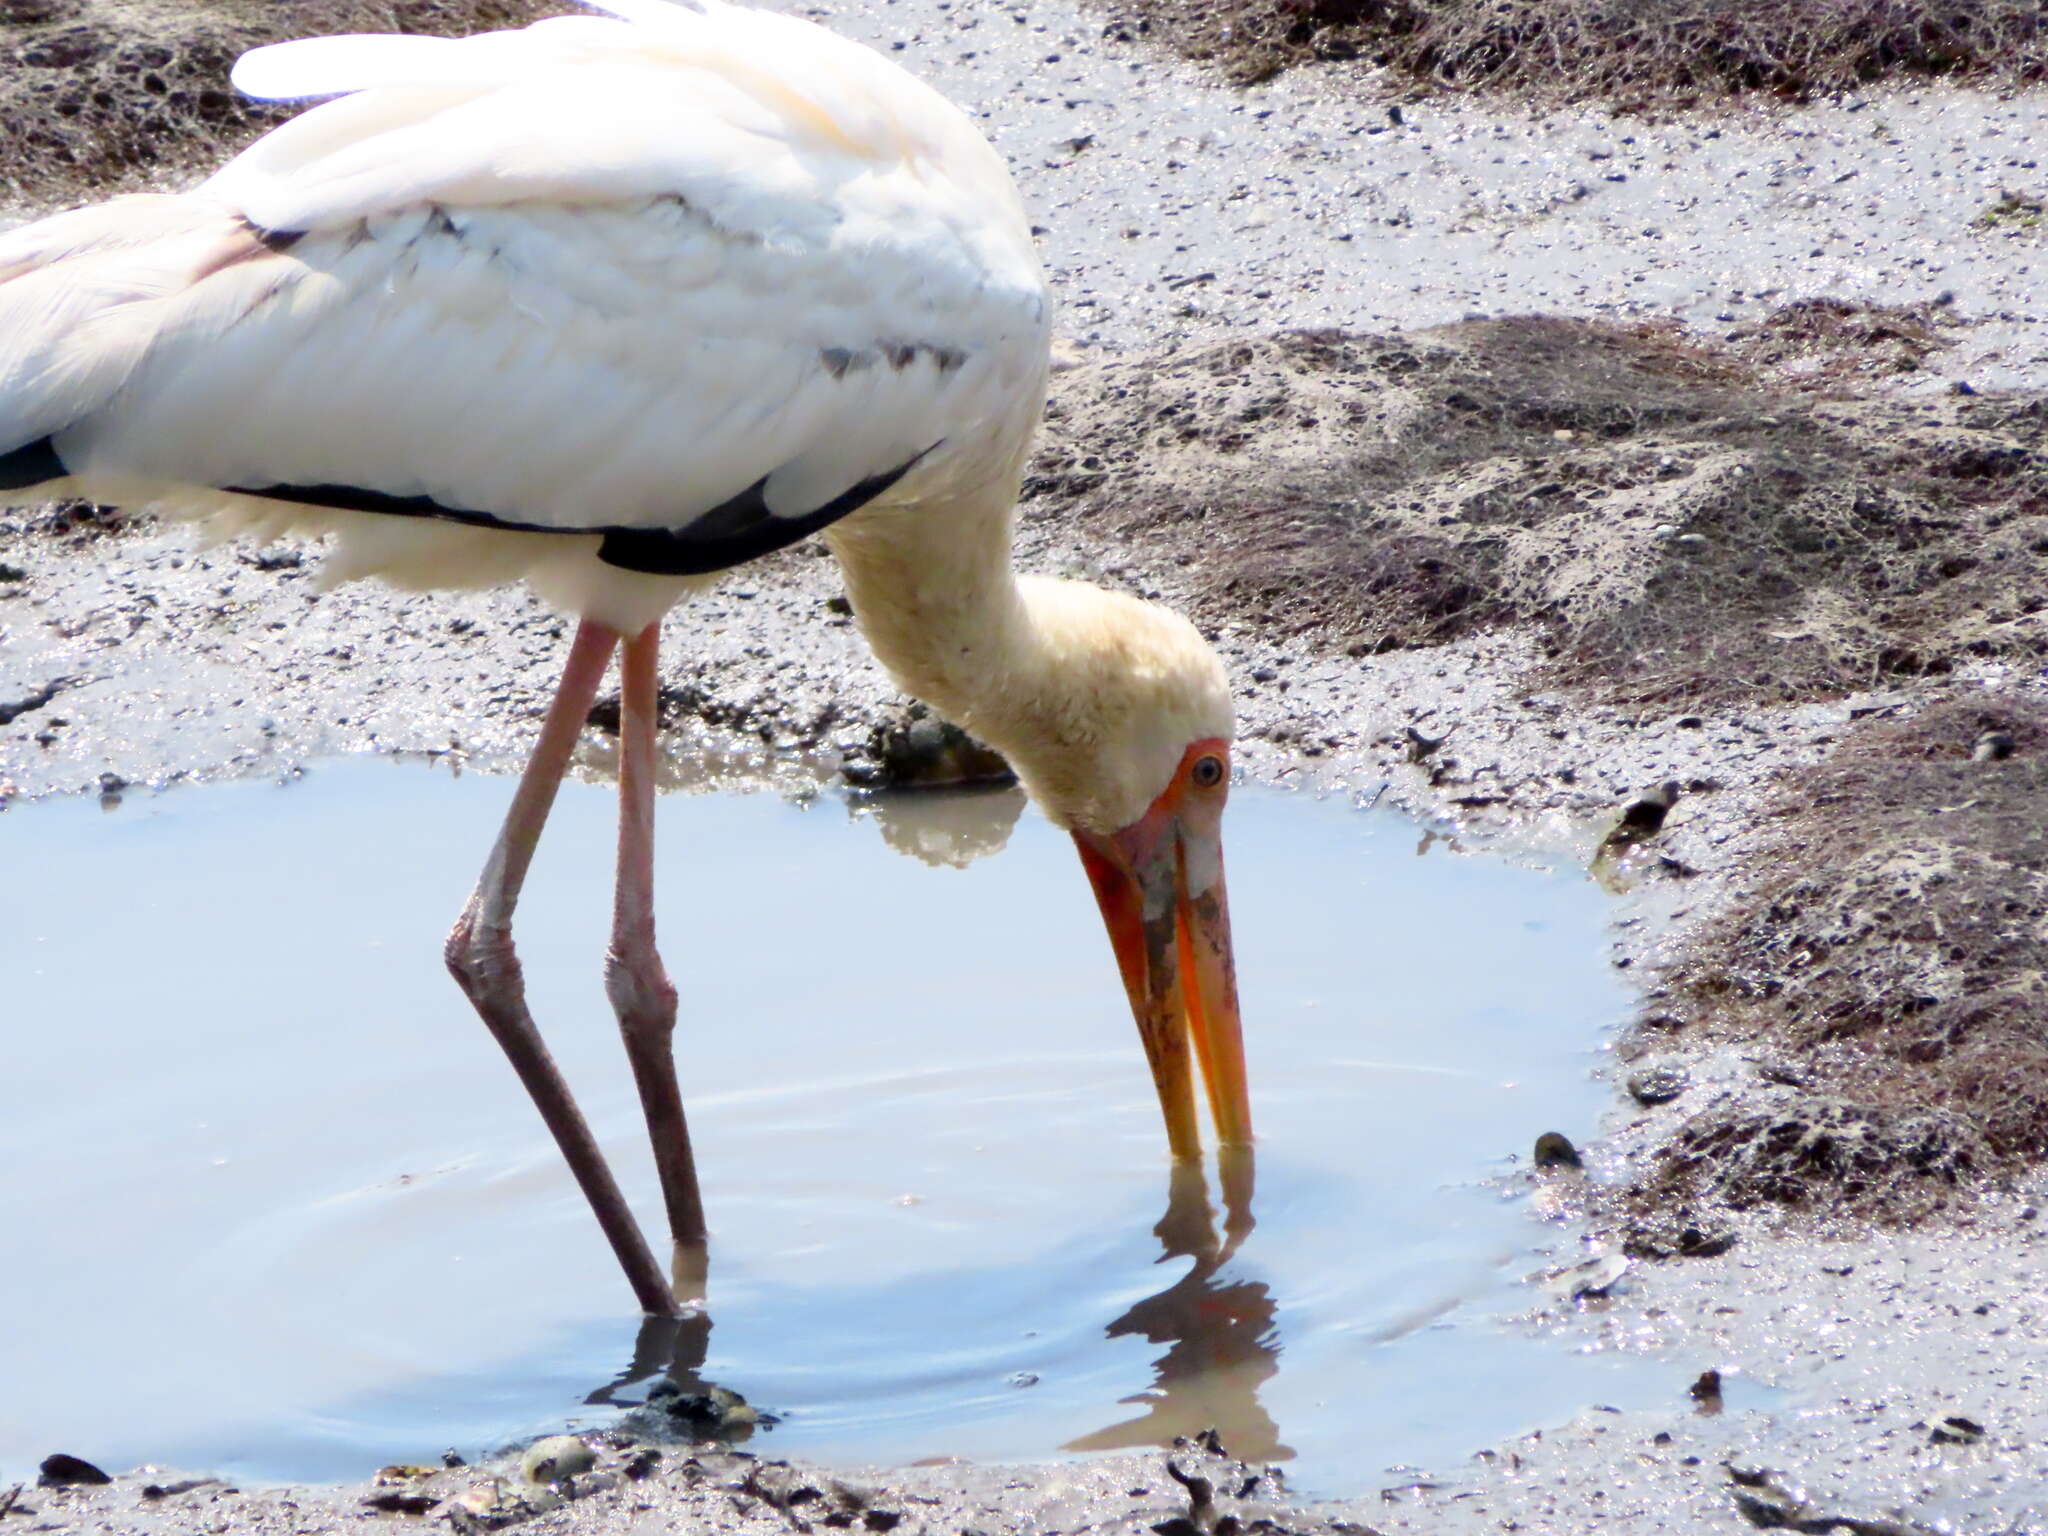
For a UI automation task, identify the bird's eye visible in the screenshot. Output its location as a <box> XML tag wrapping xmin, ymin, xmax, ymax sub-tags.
<box><xmin>1190</xmin><ymin>754</ymin><xmax>1225</xmax><ymax>789</ymax></box>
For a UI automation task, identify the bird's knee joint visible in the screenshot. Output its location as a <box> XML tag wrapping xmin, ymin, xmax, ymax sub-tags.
<box><xmin>446</xmin><ymin>919</ymin><xmax>519</xmax><ymax>994</ymax></box>
<box><xmin>605</xmin><ymin>952</ymin><xmax>677</xmax><ymax>1031</ymax></box>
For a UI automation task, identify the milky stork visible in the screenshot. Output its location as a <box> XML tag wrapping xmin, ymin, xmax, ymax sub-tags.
<box><xmin>0</xmin><ymin>0</ymin><xmax>1250</xmax><ymax>1315</ymax></box>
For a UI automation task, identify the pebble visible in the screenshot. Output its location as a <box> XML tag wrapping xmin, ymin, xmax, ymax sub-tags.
<box><xmin>646</xmin><ymin>1380</ymin><xmax>768</xmax><ymax>1438</ymax></box>
<box><xmin>1628</xmin><ymin>1066</ymin><xmax>1691</xmax><ymax>1106</ymax></box>
<box><xmin>1689</xmin><ymin>1368</ymin><xmax>1725</xmax><ymax>1413</ymax></box>
<box><xmin>520</xmin><ymin>1435</ymin><xmax>594</xmax><ymax>1487</ymax></box>
<box><xmin>1930</xmin><ymin>1415</ymin><xmax>1985</xmax><ymax>1445</ymax></box>
<box><xmin>37</xmin><ymin>1454</ymin><xmax>111</xmax><ymax>1487</ymax></box>
<box><xmin>1568</xmin><ymin>1252</ymin><xmax>1630</xmax><ymax>1301</ymax></box>
<box><xmin>1973</xmin><ymin>730</ymin><xmax>2016</xmax><ymax>762</ymax></box>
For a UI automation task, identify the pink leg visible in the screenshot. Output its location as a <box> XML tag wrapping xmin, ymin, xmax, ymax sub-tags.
<box><xmin>445</xmin><ymin>617</ymin><xmax>676</xmax><ymax>1317</ymax></box>
<box><xmin>607</xmin><ymin>623</ymin><xmax>710</xmax><ymax>1302</ymax></box>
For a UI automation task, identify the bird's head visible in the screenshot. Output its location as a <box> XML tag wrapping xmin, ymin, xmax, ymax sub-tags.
<box><xmin>976</xmin><ymin>578</ymin><xmax>1250</xmax><ymax>1161</ymax></box>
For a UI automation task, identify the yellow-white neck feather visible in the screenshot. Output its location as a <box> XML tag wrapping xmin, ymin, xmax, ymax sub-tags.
<box><xmin>827</xmin><ymin>475</ymin><xmax>1230</xmax><ymax>837</ymax></box>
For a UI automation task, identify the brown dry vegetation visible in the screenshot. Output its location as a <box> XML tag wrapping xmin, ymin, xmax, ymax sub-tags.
<box><xmin>1028</xmin><ymin>314</ymin><xmax>2048</xmax><ymax>709</ymax></box>
<box><xmin>1623</xmin><ymin>697</ymin><xmax>2048</xmax><ymax>1235</ymax></box>
<box><xmin>1111</xmin><ymin>0</ymin><xmax>2048</xmax><ymax>96</ymax></box>
<box><xmin>0</xmin><ymin>0</ymin><xmax>556</xmax><ymax>207</ymax></box>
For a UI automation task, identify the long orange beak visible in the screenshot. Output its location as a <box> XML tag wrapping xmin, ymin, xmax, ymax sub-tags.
<box><xmin>1073</xmin><ymin>743</ymin><xmax>1251</xmax><ymax>1160</ymax></box>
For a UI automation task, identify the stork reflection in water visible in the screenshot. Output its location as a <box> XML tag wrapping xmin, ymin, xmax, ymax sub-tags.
<box><xmin>587</xmin><ymin>1155</ymin><xmax>1283</xmax><ymax>1463</ymax></box>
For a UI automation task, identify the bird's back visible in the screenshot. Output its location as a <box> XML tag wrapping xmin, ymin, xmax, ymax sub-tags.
<box><xmin>0</xmin><ymin>0</ymin><xmax>1051</xmax><ymax>629</ymax></box>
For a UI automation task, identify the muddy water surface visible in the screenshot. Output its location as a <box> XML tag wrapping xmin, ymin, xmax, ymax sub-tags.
<box><xmin>6</xmin><ymin>761</ymin><xmax>1689</xmax><ymax>1493</ymax></box>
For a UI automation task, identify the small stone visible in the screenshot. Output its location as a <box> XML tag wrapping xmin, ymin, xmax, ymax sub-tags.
<box><xmin>1930</xmin><ymin>1415</ymin><xmax>1984</xmax><ymax>1445</ymax></box>
<box><xmin>1676</xmin><ymin>1226</ymin><xmax>1736</xmax><ymax>1258</ymax></box>
<box><xmin>450</xmin><ymin>1480</ymin><xmax>515</xmax><ymax>1521</ymax></box>
<box><xmin>520</xmin><ymin>1435</ymin><xmax>594</xmax><ymax>1487</ymax></box>
<box><xmin>720</xmin><ymin>1400</ymin><xmax>761</xmax><ymax>1430</ymax></box>
<box><xmin>38</xmin><ymin>1454</ymin><xmax>111</xmax><ymax>1487</ymax></box>
<box><xmin>361</xmin><ymin>1491</ymin><xmax>438</xmax><ymax>1515</ymax></box>
<box><xmin>741</xmin><ymin>1462</ymin><xmax>823</xmax><ymax>1511</ymax></box>
<box><xmin>1403</xmin><ymin>724</ymin><xmax>1453</xmax><ymax>762</ymax></box>
<box><xmin>1569</xmin><ymin>1252</ymin><xmax>1629</xmax><ymax>1301</ymax></box>
<box><xmin>1533</xmin><ymin>1131</ymin><xmax>1582</xmax><ymax>1170</ymax></box>
<box><xmin>1602</xmin><ymin>781</ymin><xmax>1681</xmax><ymax>852</ymax></box>
<box><xmin>1973</xmin><ymin>730</ymin><xmax>2016</xmax><ymax>762</ymax></box>
<box><xmin>646</xmin><ymin>1381</ymin><xmax>771</xmax><ymax>1439</ymax></box>
<box><xmin>1627</xmin><ymin>1067</ymin><xmax>1690</xmax><ymax>1106</ymax></box>
<box><xmin>840</xmin><ymin>701</ymin><xmax>1013</xmax><ymax>790</ymax></box>
<box><xmin>1689</xmin><ymin>1369</ymin><xmax>1724</xmax><ymax>1413</ymax></box>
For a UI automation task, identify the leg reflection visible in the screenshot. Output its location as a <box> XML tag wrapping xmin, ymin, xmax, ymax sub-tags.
<box><xmin>583</xmin><ymin>1308</ymin><xmax>771</xmax><ymax>1441</ymax></box>
<box><xmin>584</xmin><ymin>1308</ymin><xmax>714</xmax><ymax>1409</ymax></box>
<box><xmin>1066</xmin><ymin>1152</ymin><xmax>1289</xmax><ymax>1462</ymax></box>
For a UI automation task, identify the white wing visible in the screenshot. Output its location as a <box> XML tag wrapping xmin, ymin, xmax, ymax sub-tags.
<box><xmin>0</xmin><ymin>0</ymin><xmax>1049</xmax><ymax>604</ymax></box>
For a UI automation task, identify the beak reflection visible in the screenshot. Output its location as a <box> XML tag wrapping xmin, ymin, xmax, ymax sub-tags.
<box><xmin>1066</xmin><ymin>1151</ymin><xmax>1287</xmax><ymax>1463</ymax></box>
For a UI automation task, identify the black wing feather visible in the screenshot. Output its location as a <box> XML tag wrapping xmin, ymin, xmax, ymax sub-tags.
<box><xmin>0</xmin><ymin>436</ymin><xmax>66</xmax><ymax>491</ymax></box>
<box><xmin>229</xmin><ymin>446</ymin><xmax>933</xmax><ymax>576</ymax></box>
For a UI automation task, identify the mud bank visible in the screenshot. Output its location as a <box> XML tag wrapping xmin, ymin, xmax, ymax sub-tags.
<box><xmin>23</xmin><ymin>1257</ymin><xmax>2048</xmax><ymax>1536</ymax></box>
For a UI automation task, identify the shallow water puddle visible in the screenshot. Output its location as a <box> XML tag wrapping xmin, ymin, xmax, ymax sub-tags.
<box><xmin>6</xmin><ymin>760</ymin><xmax>1677</xmax><ymax>1493</ymax></box>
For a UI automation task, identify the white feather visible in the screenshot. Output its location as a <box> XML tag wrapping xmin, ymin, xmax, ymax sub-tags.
<box><xmin>0</xmin><ymin>0</ymin><xmax>1050</xmax><ymax>633</ymax></box>
<box><xmin>231</xmin><ymin>34</ymin><xmax>489</xmax><ymax>101</ymax></box>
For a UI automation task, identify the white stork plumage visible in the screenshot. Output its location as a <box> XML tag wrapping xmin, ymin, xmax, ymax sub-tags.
<box><xmin>0</xmin><ymin>0</ymin><xmax>1250</xmax><ymax>1315</ymax></box>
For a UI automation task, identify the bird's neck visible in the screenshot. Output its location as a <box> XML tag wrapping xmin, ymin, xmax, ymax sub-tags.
<box><xmin>824</xmin><ymin>479</ymin><xmax>1039</xmax><ymax>743</ymax></box>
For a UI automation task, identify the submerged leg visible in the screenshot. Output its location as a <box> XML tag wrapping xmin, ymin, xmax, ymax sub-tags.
<box><xmin>444</xmin><ymin>617</ymin><xmax>676</xmax><ymax>1317</ymax></box>
<box><xmin>606</xmin><ymin>622</ymin><xmax>710</xmax><ymax>1302</ymax></box>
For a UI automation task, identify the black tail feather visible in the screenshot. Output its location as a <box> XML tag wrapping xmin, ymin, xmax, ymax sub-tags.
<box><xmin>0</xmin><ymin>437</ymin><xmax>65</xmax><ymax>491</ymax></box>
